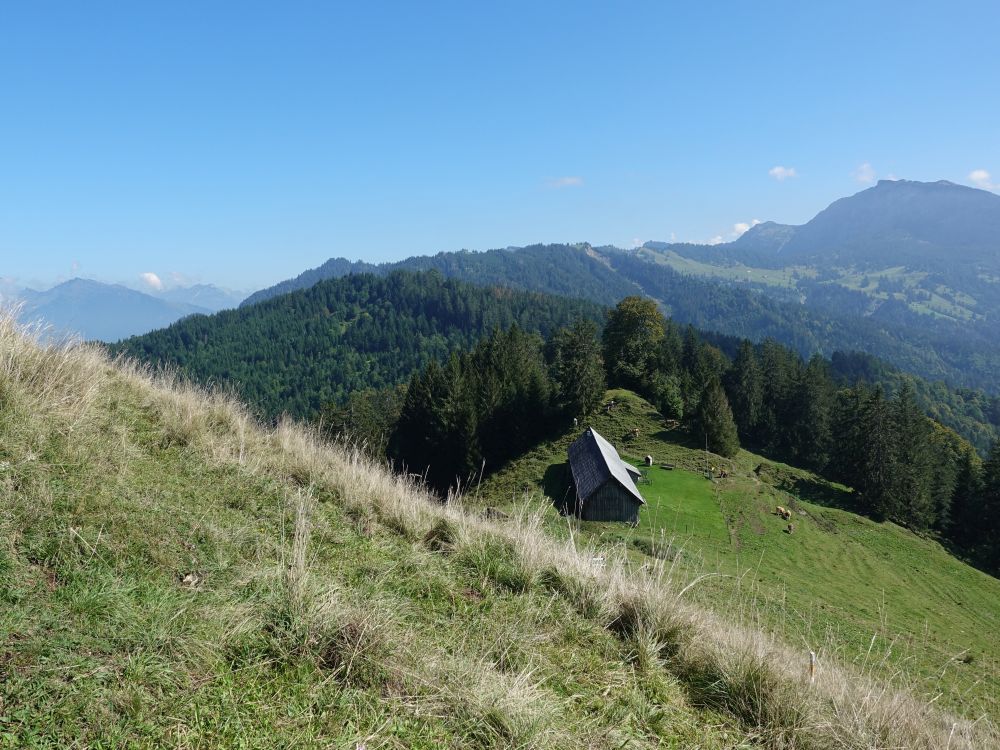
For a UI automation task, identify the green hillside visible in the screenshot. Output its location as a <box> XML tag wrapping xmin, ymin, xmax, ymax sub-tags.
<box><xmin>479</xmin><ymin>389</ymin><xmax>1000</xmax><ymax>721</ymax></box>
<box><xmin>2</xmin><ymin>317</ymin><xmax>995</xmax><ymax>748</ymax></box>
<box><xmin>112</xmin><ymin>271</ymin><xmax>605</xmax><ymax>420</ymax></box>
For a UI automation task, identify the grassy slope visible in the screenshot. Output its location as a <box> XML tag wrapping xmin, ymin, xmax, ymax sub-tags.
<box><xmin>0</xmin><ymin>332</ymin><xmax>736</xmax><ymax>748</ymax></box>
<box><xmin>479</xmin><ymin>389</ymin><xmax>1000</xmax><ymax>722</ymax></box>
<box><xmin>1</xmin><ymin>320</ymin><xmax>995</xmax><ymax>748</ymax></box>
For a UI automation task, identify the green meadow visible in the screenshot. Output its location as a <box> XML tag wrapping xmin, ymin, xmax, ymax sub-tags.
<box><xmin>480</xmin><ymin>389</ymin><xmax>1000</xmax><ymax>721</ymax></box>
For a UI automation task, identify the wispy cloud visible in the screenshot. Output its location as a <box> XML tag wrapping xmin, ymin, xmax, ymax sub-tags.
<box><xmin>139</xmin><ymin>272</ymin><xmax>164</xmax><ymax>291</ymax></box>
<box><xmin>768</xmin><ymin>165</ymin><xmax>797</xmax><ymax>181</ymax></box>
<box><xmin>706</xmin><ymin>218</ymin><xmax>761</xmax><ymax>246</ymax></box>
<box><xmin>545</xmin><ymin>176</ymin><xmax>584</xmax><ymax>188</ymax></box>
<box><xmin>733</xmin><ymin>219</ymin><xmax>762</xmax><ymax>237</ymax></box>
<box><xmin>969</xmin><ymin>169</ymin><xmax>997</xmax><ymax>190</ymax></box>
<box><xmin>853</xmin><ymin>162</ymin><xmax>876</xmax><ymax>185</ymax></box>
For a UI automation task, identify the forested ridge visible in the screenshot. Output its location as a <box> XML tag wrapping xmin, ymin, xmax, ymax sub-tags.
<box><xmin>240</xmin><ymin>241</ymin><xmax>1000</xmax><ymax>395</ymax></box>
<box><xmin>112</xmin><ymin>271</ymin><xmax>605</xmax><ymax>418</ymax></box>
<box><xmin>117</xmin><ymin>270</ymin><xmax>1000</xmax><ymax>453</ymax></box>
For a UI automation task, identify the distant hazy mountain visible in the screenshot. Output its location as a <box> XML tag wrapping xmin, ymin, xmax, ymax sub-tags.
<box><xmin>16</xmin><ymin>278</ymin><xmax>210</xmax><ymax>342</ymax></box>
<box><xmin>783</xmin><ymin>179</ymin><xmax>1000</xmax><ymax>264</ymax></box>
<box><xmin>638</xmin><ymin>178</ymin><xmax>1000</xmax><ymax>329</ymax></box>
<box><xmin>156</xmin><ymin>283</ymin><xmax>245</xmax><ymax>312</ymax></box>
<box><xmin>235</xmin><ymin>179</ymin><xmax>1000</xmax><ymax>393</ymax></box>
<box><xmin>663</xmin><ymin>179</ymin><xmax>1000</xmax><ymax>269</ymax></box>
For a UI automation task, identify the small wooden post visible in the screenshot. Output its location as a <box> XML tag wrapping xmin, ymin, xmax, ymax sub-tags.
<box><xmin>809</xmin><ymin>650</ymin><xmax>816</xmax><ymax>684</ymax></box>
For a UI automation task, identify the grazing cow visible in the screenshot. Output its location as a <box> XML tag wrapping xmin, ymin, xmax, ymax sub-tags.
<box><xmin>786</xmin><ymin>523</ymin><xmax>795</xmax><ymax>534</ymax></box>
<box><xmin>775</xmin><ymin>505</ymin><xmax>787</xmax><ymax>517</ymax></box>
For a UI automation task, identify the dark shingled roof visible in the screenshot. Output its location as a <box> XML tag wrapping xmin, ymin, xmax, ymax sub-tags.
<box><xmin>568</xmin><ymin>427</ymin><xmax>645</xmax><ymax>505</ymax></box>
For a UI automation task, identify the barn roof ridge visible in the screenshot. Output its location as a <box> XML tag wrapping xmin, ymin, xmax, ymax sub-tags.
<box><xmin>568</xmin><ymin>427</ymin><xmax>645</xmax><ymax>505</ymax></box>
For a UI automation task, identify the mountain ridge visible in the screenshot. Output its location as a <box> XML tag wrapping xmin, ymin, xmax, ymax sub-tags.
<box><xmin>7</xmin><ymin>278</ymin><xmax>245</xmax><ymax>343</ymax></box>
<box><xmin>654</xmin><ymin>178</ymin><xmax>1000</xmax><ymax>266</ymax></box>
<box><xmin>15</xmin><ymin>278</ymin><xmax>210</xmax><ymax>343</ymax></box>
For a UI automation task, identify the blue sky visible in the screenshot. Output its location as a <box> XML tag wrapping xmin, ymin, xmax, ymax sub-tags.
<box><xmin>2</xmin><ymin>1</ymin><xmax>998</xmax><ymax>292</ymax></box>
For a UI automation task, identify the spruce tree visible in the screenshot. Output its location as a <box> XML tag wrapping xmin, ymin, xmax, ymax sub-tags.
<box><xmin>788</xmin><ymin>355</ymin><xmax>834</xmax><ymax>471</ymax></box>
<box><xmin>828</xmin><ymin>385</ymin><xmax>869</xmax><ymax>493</ymax></box>
<box><xmin>650</xmin><ymin>371</ymin><xmax>684</xmax><ymax>420</ymax></box>
<box><xmin>757</xmin><ymin>339</ymin><xmax>800</xmax><ymax>451</ymax></box>
<box><xmin>695</xmin><ymin>378</ymin><xmax>741</xmax><ymax>458</ymax></box>
<box><xmin>891</xmin><ymin>382</ymin><xmax>935</xmax><ymax>530</ymax></box>
<box><xmin>926</xmin><ymin>422</ymin><xmax>966</xmax><ymax>532</ymax></box>
<box><xmin>858</xmin><ymin>387</ymin><xmax>899</xmax><ymax>520</ymax></box>
<box><xmin>948</xmin><ymin>448</ymin><xmax>982</xmax><ymax>546</ymax></box>
<box><xmin>979</xmin><ymin>441</ymin><xmax>1000</xmax><ymax>571</ymax></box>
<box><xmin>726</xmin><ymin>340</ymin><xmax>763</xmax><ymax>438</ymax></box>
<box><xmin>550</xmin><ymin>319</ymin><xmax>605</xmax><ymax>419</ymax></box>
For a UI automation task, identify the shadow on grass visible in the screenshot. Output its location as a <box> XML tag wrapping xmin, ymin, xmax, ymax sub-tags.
<box><xmin>544</xmin><ymin>462</ymin><xmax>575</xmax><ymax>515</ymax></box>
<box><xmin>653</xmin><ymin>425</ymin><xmax>700</xmax><ymax>450</ymax></box>
<box><xmin>782</xmin><ymin>476</ymin><xmax>858</xmax><ymax>513</ymax></box>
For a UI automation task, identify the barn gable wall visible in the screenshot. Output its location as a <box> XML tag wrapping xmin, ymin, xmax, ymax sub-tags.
<box><xmin>579</xmin><ymin>479</ymin><xmax>641</xmax><ymax>524</ymax></box>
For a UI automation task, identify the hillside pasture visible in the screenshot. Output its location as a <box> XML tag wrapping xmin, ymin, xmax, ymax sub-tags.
<box><xmin>479</xmin><ymin>389</ymin><xmax>1000</xmax><ymax>722</ymax></box>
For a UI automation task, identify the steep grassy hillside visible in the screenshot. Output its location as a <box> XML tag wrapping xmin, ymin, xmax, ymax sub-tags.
<box><xmin>479</xmin><ymin>389</ymin><xmax>1000</xmax><ymax>722</ymax></box>
<box><xmin>1</xmin><ymin>317</ymin><xmax>995</xmax><ymax>748</ymax></box>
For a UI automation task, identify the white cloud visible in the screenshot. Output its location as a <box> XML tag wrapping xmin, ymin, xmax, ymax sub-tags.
<box><xmin>969</xmin><ymin>169</ymin><xmax>997</xmax><ymax>190</ymax></box>
<box><xmin>768</xmin><ymin>165</ymin><xmax>797</xmax><ymax>181</ymax></box>
<box><xmin>139</xmin><ymin>272</ymin><xmax>164</xmax><ymax>291</ymax></box>
<box><xmin>704</xmin><ymin>218</ymin><xmax>761</xmax><ymax>246</ymax></box>
<box><xmin>853</xmin><ymin>162</ymin><xmax>876</xmax><ymax>185</ymax></box>
<box><xmin>546</xmin><ymin>176</ymin><xmax>584</xmax><ymax>188</ymax></box>
<box><xmin>732</xmin><ymin>219</ymin><xmax>762</xmax><ymax>237</ymax></box>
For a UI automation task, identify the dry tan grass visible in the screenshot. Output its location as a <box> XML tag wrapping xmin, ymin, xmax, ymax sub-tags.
<box><xmin>1</xmin><ymin>310</ymin><xmax>996</xmax><ymax>749</ymax></box>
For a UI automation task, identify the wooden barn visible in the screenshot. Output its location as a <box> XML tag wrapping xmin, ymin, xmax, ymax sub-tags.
<box><xmin>567</xmin><ymin>427</ymin><xmax>645</xmax><ymax>523</ymax></box>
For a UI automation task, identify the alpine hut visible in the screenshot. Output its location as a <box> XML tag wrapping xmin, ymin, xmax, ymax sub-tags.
<box><xmin>567</xmin><ymin>427</ymin><xmax>646</xmax><ymax>523</ymax></box>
